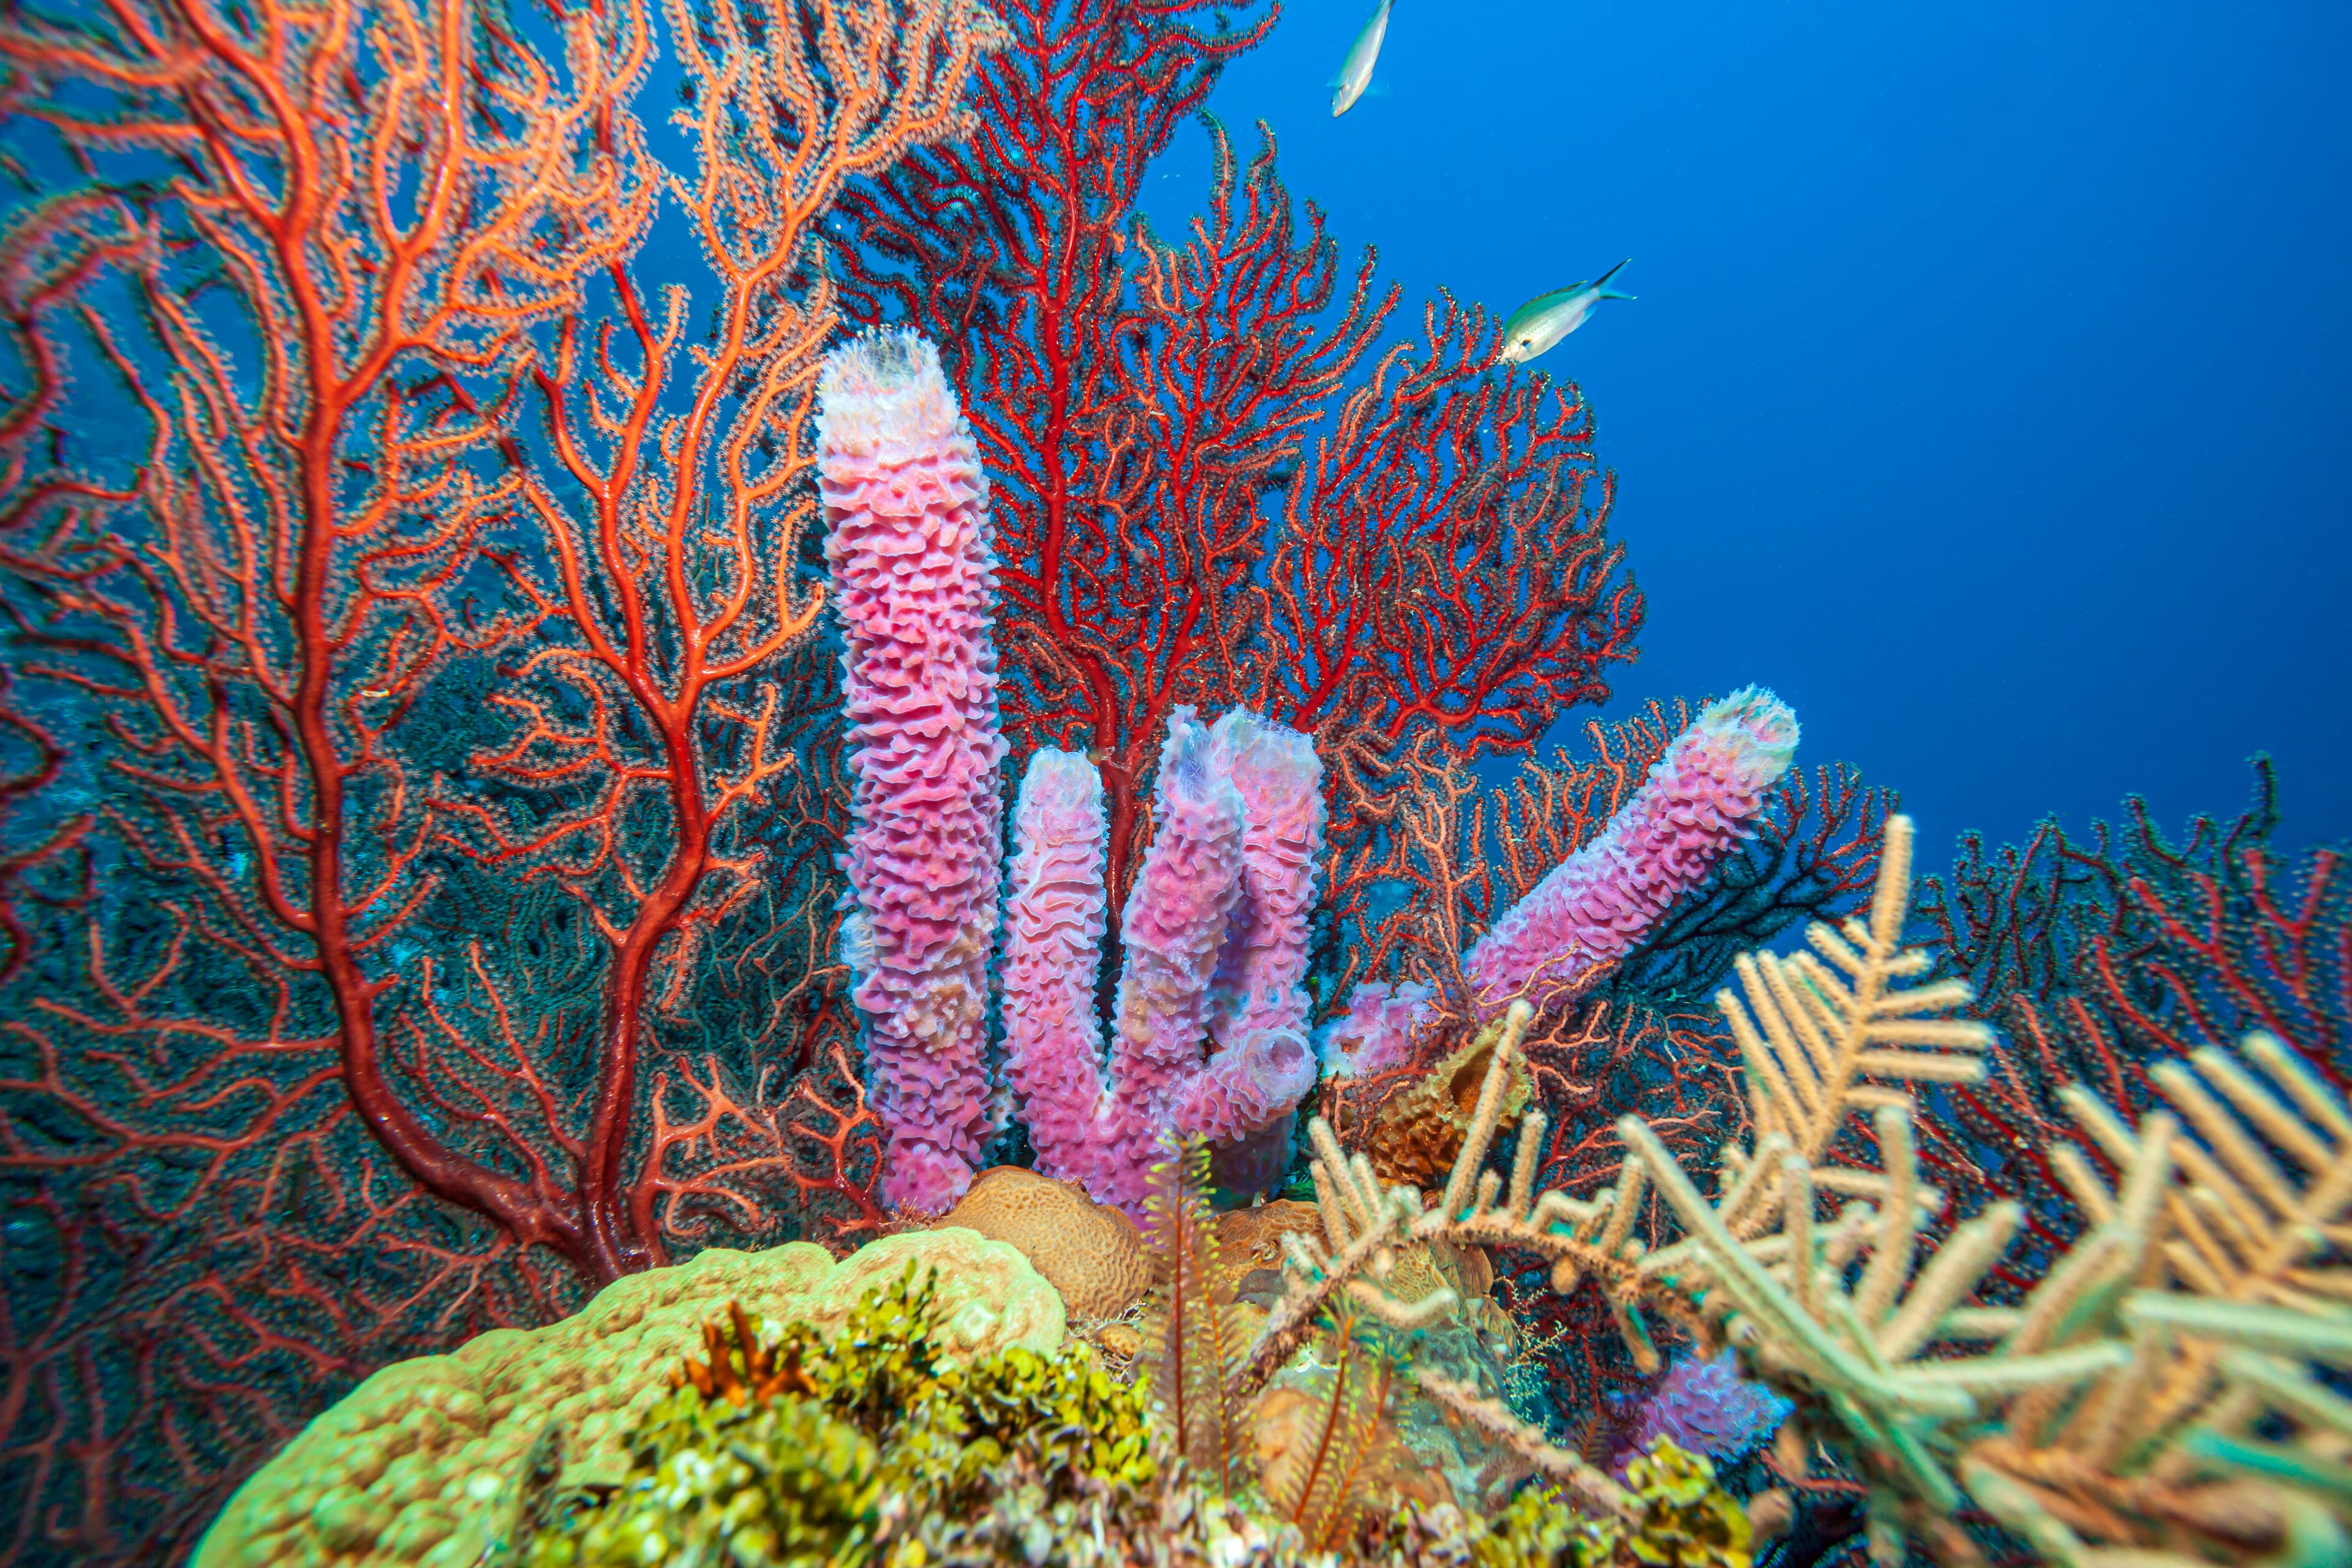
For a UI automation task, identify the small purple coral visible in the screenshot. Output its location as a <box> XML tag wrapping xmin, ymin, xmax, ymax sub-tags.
<box><xmin>1610</xmin><ymin>1351</ymin><xmax>1792</xmax><ymax>1477</ymax></box>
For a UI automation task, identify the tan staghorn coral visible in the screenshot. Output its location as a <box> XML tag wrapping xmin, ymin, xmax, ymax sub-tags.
<box><xmin>1266</xmin><ymin>812</ymin><xmax>2352</xmax><ymax>1565</ymax></box>
<box><xmin>1958</xmin><ymin>1034</ymin><xmax>2352</xmax><ymax>1567</ymax></box>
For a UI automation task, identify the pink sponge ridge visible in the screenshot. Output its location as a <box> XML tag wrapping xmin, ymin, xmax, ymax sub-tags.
<box><xmin>820</xmin><ymin>331</ymin><xmax>1007</xmax><ymax>1213</ymax></box>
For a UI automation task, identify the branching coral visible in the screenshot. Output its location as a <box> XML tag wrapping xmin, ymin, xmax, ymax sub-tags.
<box><xmin>1912</xmin><ymin>759</ymin><xmax>2351</xmax><ymax>1292</ymax></box>
<box><xmin>840</xmin><ymin>0</ymin><xmax>1643</xmax><ymax>927</ymax></box>
<box><xmin>0</xmin><ymin>0</ymin><xmax>1009</xmax><ymax>1553</ymax></box>
<box><xmin>1296</xmin><ymin>811</ymin><xmax>2352</xmax><ymax>1566</ymax></box>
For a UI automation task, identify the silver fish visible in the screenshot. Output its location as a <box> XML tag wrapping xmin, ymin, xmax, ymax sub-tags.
<box><xmin>1331</xmin><ymin>0</ymin><xmax>1395</xmax><ymax>117</ymax></box>
<box><xmin>1499</xmin><ymin>260</ymin><xmax>1636</xmax><ymax>364</ymax></box>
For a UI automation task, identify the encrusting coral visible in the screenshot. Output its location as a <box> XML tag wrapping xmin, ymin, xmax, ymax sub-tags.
<box><xmin>194</xmin><ymin>1236</ymin><xmax>1062</xmax><ymax>1568</ymax></box>
<box><xmin>502</xmin><ymin>1267</ymin><xmax>1155</xmax><ymax>1566</ymax></box>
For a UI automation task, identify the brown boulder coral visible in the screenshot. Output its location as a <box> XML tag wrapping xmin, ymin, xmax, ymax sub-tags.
<box><xmin>943</xmin><ymin>1164</ymin><xmax>1153</xmax><ymax>1317</ymax></box>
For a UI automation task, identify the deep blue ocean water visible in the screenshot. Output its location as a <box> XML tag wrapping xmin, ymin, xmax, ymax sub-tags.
<box><xmin>1150</xmin><ymin>0</ymin><xmax>2352</xmax><ymax>856</ymax></box>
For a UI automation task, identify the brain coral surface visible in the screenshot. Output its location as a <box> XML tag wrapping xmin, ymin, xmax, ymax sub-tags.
<box><xmin>943</xmin><ymin>1164</ymin><xmax>1152</xmax><ymax>1317</ymax></box>
<box><xmin>195</xmin><ymin>1231</ymin><xmax>1066</xmax><ymax>1568</ymax></box>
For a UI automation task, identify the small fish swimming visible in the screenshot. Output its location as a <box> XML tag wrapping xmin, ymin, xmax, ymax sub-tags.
<box><xmin>1330</xmin><ymin>0</ymin><xmax>1394</xmax><ymax>118</ymax></box>
<box><xmin>1499</xmin><ymin>260</ymin><xmax>1636</xmax><ymax>364</ymax></box>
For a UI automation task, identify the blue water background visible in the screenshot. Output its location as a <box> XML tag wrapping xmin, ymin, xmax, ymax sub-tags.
<box><xmin>1153</xmin><ymin>0</ymin><xmax>2351</xmax><ymax>854</ymax></box>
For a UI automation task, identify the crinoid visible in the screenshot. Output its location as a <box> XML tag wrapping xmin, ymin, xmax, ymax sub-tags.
<box><xmin>669</xmin><ymin>1302</ymin><xmax>816</xmax><ymax>1406</ymax></box>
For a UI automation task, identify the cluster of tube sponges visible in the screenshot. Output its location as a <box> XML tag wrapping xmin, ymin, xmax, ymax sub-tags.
<box><xmin>818</xmin><ymin>330</ymin><xmax>1800</xmax><ymax>1216</ymax></box>
<box><xmin>820</xmin><ymin>334</ymin><xmax>1321</xmax><ymax>1216</ymax></box>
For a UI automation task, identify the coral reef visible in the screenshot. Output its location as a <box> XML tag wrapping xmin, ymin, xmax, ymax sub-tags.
<box><xmin>195</xmin><ymin>1238</ymin><xmax>1059</xmax><ymax>1568</ymax></box>
<box><xmin>1913</xmin><ymin>758</ymin><xmax>2351</xmax><ymax>1289</ymax></box>
<box><xmin>6</xmin><ymin>5</ymin><xmax>2338</xmax><ymax>1568</ymax></box>
<box><xmin>0</xmin><ymin>0</ymin><xmax>1003</xmax><ymax>1554</ymax></box>
<box><xmin>210</xmin><ymin>800</ymin><xmax>2352</xmax><ymax>1568</ymax></box>
<box><xmin>941</xmin><ymin>1166</ymin><xmax>1152</xmax><ymax>1319</ymax></box>
<box><xmin>1372</xmin><ymin>812</ymin><xmax>2352</xmax><ymax>1567</ymax></box>
<box><xmin>821</xmin><ymin>331</ymin><xmax>1012</xmax><ymax>1212</ymax></box>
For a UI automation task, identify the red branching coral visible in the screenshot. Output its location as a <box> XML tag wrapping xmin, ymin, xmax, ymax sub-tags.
<box><xmin>1912</xmin><ymin>758</ymin><xmax>2350</xmax><ymax>1294</ymax></box>
<box><xmin>0</xmin><ymin>0</ymin><xmax>998</xmax><ymax>1558</ymax></box>
<box><xmin>837</xmin><ymin>0</ymin><xmax>1645</xmax><ymax>922</ymax></box>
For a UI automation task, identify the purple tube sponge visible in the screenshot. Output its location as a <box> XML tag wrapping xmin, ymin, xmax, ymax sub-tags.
<box><xmin>997</xmin><ymin>707</ymin><xmax>1325</xmax><ymax>1218</ymax></box>
<box><xmin>1099</xmin><ymin>709</ymin><xmax>1248</xmax><ymax>1213</ymax></box>
<box><xmin>1609</xmin><ymin>1351</ymin><xmax>1791</xmax><ymax>1477</ymax></box>
<box><xmin>820</xmin><ymin>331</ymin><xmax>1007</xmax><ymax>1213</ymax></box>
<box><xmin>998</xmin><ymin>748</ymin><xmax>1115</xmax><ymax>1193</ymax></box>
<box><xmin>1174</xmin><ymin>710</ymin><xmax>1323</xmax><ymax>1145</ymax></box>
<box><xmin>1462</xmin><ymin>685</ymin><xmax>1798</xmax><ymax>1019</ymax></box>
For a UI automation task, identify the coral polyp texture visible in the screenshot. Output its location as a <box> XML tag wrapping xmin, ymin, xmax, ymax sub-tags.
<box><xmin>1608</xmin><ymin>1354</ymin><xmax>1791</xmax><ymax>1477</ymax></box>
<box><xmin>822</xmin><ymin>330</ymin><xmax>1011</xmax><ymax>1212</ymax></box>
<box><xmin>1003</xmin><ymin>707</ymin><xmax>1322</xmax><ymax>1217</ymax></box>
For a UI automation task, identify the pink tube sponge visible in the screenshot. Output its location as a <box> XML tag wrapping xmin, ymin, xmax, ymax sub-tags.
<box><xmin>1317</xmin><ymin>687</ymin><xmax>1800</xmax><ymax>1076</ymax></box>
<box><xmin>1099</xmin><ymin>709</ymin><xmax>1248</xmax><ymax>1213</ymax></box>
<box><xmin>999</xmin><ymin>709</ymin><xmax>1327</xmax><ymax>1218</ymax></box>
<box><xmin>820</xmin><ymin>330</ymin><xmax>1007</xmax><ymax>1213</ymax></box>
<box><xmin>1173</xmin><ymin>709</ymin><xmax>1322</xmax><ymax>1146</ymax></box>
<box><xmin>998</xmin><ymin>748</ymin><xmax>1114</xmax><ymax>1192</ymax></box>
<box><xmin>1463</xmin><ymin>685</ymin><xmax>1798</xmax><ymax>1018</ymax></box>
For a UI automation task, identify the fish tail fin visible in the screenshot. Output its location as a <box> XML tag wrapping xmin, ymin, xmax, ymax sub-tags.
<box><xmin>1593</xmin><ymin>258</ymin><xmax>1633</xmax><ymax>293</ymax></box>
<box><xmin>1599</xmin><ymin>289</ymin><xmax>1637</xmax><ymax>301</ymax></box>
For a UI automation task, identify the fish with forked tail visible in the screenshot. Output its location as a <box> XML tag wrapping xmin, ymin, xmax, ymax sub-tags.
<box><xmin>1330</xmin><ymin>0</ymin><xmax>1394</xmax><ymax>116</ymax></box>
<box><xmin>1499</xmin><ymin>259</ymin><xmax>1636</xmax><ymax>364</ymax></box>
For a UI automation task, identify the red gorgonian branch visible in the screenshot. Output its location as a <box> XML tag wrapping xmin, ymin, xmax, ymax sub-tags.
<box><xmin>0</xmin><ymin>0</ymin><xmax>999</xmax><ymax>1557</ymax></box>
<box><xmin>839</xmin><ymin>0</ymin><xmax>1645</xmax><ymax>925</ymax></box>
